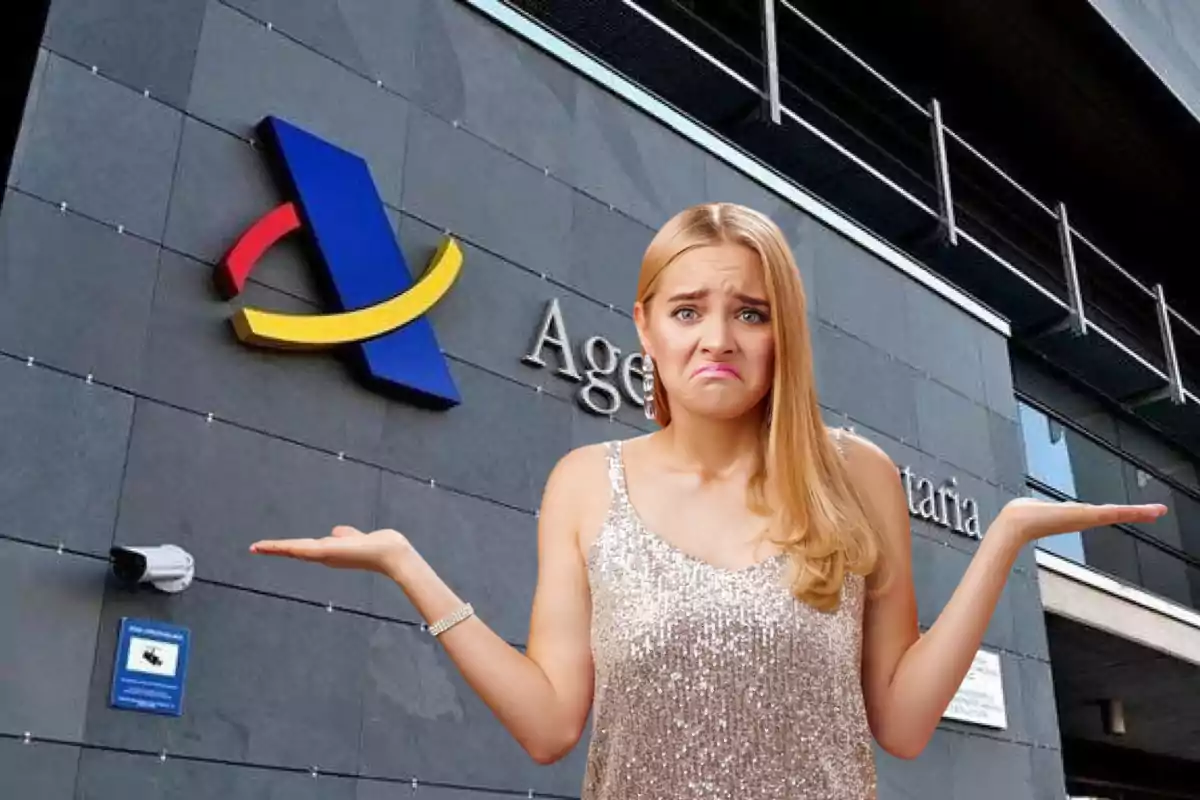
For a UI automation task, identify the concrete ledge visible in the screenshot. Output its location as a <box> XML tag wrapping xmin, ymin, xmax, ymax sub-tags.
<box><xmin>1037</xmin><ymin>549</ymin><xmax>1200</xmax><ymax>667</ymax></box>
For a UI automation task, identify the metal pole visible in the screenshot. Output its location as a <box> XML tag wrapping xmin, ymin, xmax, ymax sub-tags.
<box><xmin>762</xmin><ymin>0</ymin><xmax>781</xmax><ymax>124</ymax></box>
<box><xmin>1155</xmin><ymin>284</ymin><xmax>1186</xmax><ymax>404</ymax></box>
<box><xmin>1056</xmin><ymin>202</ymin><xmax>1087</xmax><ymax>336</ymax></box>
<box><xmin>929</xmin><ymin>99</ymin><xmax>958</xmax><ymax>246</ymax></box>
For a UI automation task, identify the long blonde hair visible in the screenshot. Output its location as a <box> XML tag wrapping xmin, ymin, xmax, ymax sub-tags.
<box><xmin>637</xmin><ymin>203</ymin><xmax>882</xmax><ymax>611</ymax></box>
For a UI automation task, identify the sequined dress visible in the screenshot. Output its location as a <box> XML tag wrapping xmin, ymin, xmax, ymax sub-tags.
<box><xmin>581</xmin><ymin>440</ymin><xmax>877</xmax><ymax>800</ymax></box>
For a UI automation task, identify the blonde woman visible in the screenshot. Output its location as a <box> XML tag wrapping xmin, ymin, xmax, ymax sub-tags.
<box><xmin>251</xmin><ymin>203</ymin><xmax>1166</xmax><ymax>799</ymax></box>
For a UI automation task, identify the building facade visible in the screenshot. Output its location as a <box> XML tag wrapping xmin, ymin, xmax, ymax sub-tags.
<box><xmin>1</xmin><ymin>1</ymin><xmax>1197</xmax><ymax>799</ymax></box>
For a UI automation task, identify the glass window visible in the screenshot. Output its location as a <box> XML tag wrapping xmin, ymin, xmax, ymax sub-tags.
<box><xmin>1018</xmin><ymin>402</ymin><xmax>1077</xmax><ymax>497</ymax></box>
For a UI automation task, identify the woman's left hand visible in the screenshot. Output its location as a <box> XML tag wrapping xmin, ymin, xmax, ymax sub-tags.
<box><xmin>995</xmin><ymin>496</ymin><xmax>1168</xmax><ymax>545</ymax></box>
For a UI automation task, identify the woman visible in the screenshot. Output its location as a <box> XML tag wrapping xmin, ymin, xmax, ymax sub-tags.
<box><xmin>250</xmin><ymin>203</ymin><xmax>1166</xmax><ymax>799</ymax></box>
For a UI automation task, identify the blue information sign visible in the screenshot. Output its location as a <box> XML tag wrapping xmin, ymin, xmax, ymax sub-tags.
<box><xmin>109</xmin><ymin>618</ymin><xmax>191</xmax><ymax>716</ymax></box>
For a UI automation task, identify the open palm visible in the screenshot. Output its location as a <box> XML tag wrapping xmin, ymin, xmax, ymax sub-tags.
<box><xmin>997</xmin><ymin>496</ymin><xmax>1167</xmax><ymax>543</ymax></box>
<box><xmin>250</xmin><ymin>525</ymin><xmax>411</xmax><ymax>574</ymax></box>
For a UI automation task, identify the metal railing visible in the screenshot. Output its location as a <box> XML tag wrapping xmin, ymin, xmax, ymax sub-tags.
<box><xmin>603</xmin><ymin>0</ymin><xmax>1195</xmax><ymax>407</ymax></box>
<box><xmin>760</xmin><ymin>0</ymin><xmax>1191</xmax><ymax>403</ymax></box>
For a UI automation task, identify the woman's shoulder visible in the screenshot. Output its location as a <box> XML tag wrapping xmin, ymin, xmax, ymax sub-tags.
<box><xmin>544</xmin><ymin>435</ymin><xmax>647</xmax><ymax>496</ymax></box>
<box><xmin>825</xmin><ymin>425</ymin><xmax>897</xmax><ymax>476</ymax></box>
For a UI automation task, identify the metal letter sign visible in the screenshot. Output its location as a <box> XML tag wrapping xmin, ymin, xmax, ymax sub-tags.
<box><xmin>218</xmin><ymin>116</ymin><xmax>462</xmax><ymax>409</ymax></box>
<box><xmin>110</xmin><ymin>618</ymin><xmax>191</xmax><ymax>716</ymax></box>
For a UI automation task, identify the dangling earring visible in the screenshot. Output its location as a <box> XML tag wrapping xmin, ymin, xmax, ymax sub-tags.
<box><xmin>642</xmin><ymin>354</ymin><xmax>656</xmax><ymax>420</ymax></box>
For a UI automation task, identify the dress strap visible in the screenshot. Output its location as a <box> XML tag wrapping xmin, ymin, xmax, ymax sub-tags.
<box><xmin>605</xmin><ymin>440</ymin><xmax>629</xmax><ymax>501</ymax></box>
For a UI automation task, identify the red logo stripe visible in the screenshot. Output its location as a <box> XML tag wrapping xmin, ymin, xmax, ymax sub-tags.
<box><xmin>216</xmin><ymin>202</ymin><xmax>301</xmax><ymax>298</ymax></box>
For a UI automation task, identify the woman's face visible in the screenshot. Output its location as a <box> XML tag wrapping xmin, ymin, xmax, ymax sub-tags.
<box><xmin>635</xmin><ymin>242</ymin><xmax>775</xmax><ymax>421</ymax></box>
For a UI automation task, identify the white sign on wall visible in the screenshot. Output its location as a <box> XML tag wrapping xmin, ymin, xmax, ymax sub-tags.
<box><xmin>943</xmin><ymin>648</ymin><xmax>1007</xmax><ymax>729</ymax></box>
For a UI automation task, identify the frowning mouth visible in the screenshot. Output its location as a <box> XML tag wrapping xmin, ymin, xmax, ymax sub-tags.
<box><xmin>692</xmin><ymin>364</ymin><xmax>741</xmax><ymax>379</ymax></box>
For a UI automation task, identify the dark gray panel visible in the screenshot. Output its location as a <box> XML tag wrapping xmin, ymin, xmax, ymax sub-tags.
<box><xmin>358</xmin><ymin>780</ymin><xmax>516</xmax><ymax>800</ymax></box>
<box><xmin>1116</xmin><ymin>416</ymin><xmax>1200</xmax><ymax>491</ymax></box>
<box><xmin>76</xmin><ymin>749</ymin><xmax>356</xmax><ymax>800</ymax></box>
<box><xmin>223</xmin><ymin>0</ymin><xmax>371</xmax><ymax>76</ymax></box>
<box><xmin>371</xmin><ymin>472</ymin><xmax>536</xmax><ymax>643</ymax></box>
<box><xmin>426</xmin><ymin>1</ymin><xmax>576</xmax><ymax>177</ymax></box>
<box><xmin>0</xmin><ymin>542</ymin><xmax>105</xmax><ymax>741</ymax></box>
<box><xmin>845</xmin><ymin>418</ymin><xmax>926</xmax><ymax>476</ymax></box>
<box><xmin>43</xmin><ymin>0</ymin><xmax>208</xmax><ymax>109</ymax></box>
<box><xmin>562</xmin><ymin>193</ymin><xmax>653</xmax><ymax>314</ymax></box>
<box><xmin>911</xmin><ymin>534</ymin><xmax>963</xmax><ymax>630</ymax></box>
<box><xmin>1134</xmin><ymin>539</ymin><xmax>1194</xmax><ymax>607</ymax></box>
<box><xmin>910</xmin><ymin>534</ymin><xmax>1015</xmax><ymax>653</ymax></box>
<box><xmin>979</xmin><ymin>332</ymin><xmax>1018</xmax><ymax>421</ymax></box>
<box><xmin>570</xmin><ymin>408</ymin><xmax>642</xmax><ymax>450</ymax></box>
<box><xmin>358</xmin><ymin>621</ymin><xmax>588</xmax><ymax>796</ymax></box>
<box><xmin>83</xmin><ymin>581</ymin><xmax>369</xmax><ymax>773</ymax></box>
<box><xmin>7</xmin><ymin>47</ymin><xmax>50</xmax><ymax>190</ymax></box>
<box><xmin>0</xmin><ymin>738</ymin><xmax>79</xmax><ymax>799</ymax></box>
<box><xmin>1019</xmin><ymin>658</ymin><xmax>1062</xmax><ymax>750</ymax></box>
<box><xmin>996</xmin><ymin>651</ymin><xmax>1028</xmax><ymax>746</ymax></box>
<box><xmin>1089</xmin><ymin>0</ymin><xmax>1200</xmax><ymax>123</ymax></box>
<box><xmin>915</xmin><ymin>380</ymin><xmax>996</xmax><ymax>483</ymax></box>
<box><xmin>0</xmin><ymin>190</ymin><xmax>159</xmax><ymax>389</ymax></box>
<box><xmin>226</xmin><ymin>0</ymin><xmax>422</xmax><ymax>100</ymax></box>
<box><xmin>12</xmin><ymin>55</ymin><xmax>183</xmax><ymax>240</ymax></box>
<box><xmin>775</xmin><ymin>206</ymin><xmax>821</xmax><ymax>314</ymax></box>
<box><xmin>401</xmin><ymin>108</ymin><xmax>572</xmax><ymax>280</ymax></box>
<box><xmin>140</xmin><ymin>249</ymin><xmax>389</xmax><ymax>461</ymax></box>
<box><xmin>989</xmin><ymin>411</ymin><xmax>1027</xmax><ymax>493</ymax></box>
<box><xmin>1028</xmin><ymin>745</ymin><xmax>1067</xmax><ymax>800</ymax></box>
<box><xmin>950</xmin><ymin>736</ymin><xmax>1033</xmax><ymax>800</ymax></box>
<box><xmin>187</xmin><ymin>1</ymin><xmax>409</xmax><ymax>208</ymax></box>
<box><xmin>375</xmin><ymin>361</ymin><xmax>572</xmax><ymax>512</ymax></box>
<box><xmin>704</xmin><ymin>159</ymin><xmax>791</xmax><ymax>218</ymax></box>
<box><xmin>873</xmin><ymin>727</ymin><xmax>953</xmax><ymax>800</ymax></box>
<box><xmin>116</xmin><ymin>400</ymin><xmax>378</xmax><ymax>612</ymax></box>
<box><xmin>811</xmin><ymin>224</ymin><xmax>910</xmax><ymax>359</ymax></box>
<box><xmin>162</xmin><ymin>118</ymin><xmax>324</xmax><ymax>305</ymax></box>
<box><xmin>1008</xmin><ymin>574</ymin><xmax>1050</xmax><ymax>660</ymax></box>
<box><xmin>903</xmin><ymin>280</ymin><xmax>987</xmax><ymax>405</ymax></box>
<box><xmin>0</xmin><ymin>359</ymin><xmax>133</xmax><ymax>552</ymax></box>
<box><xmin>812</xmin><ymin>322</ymin><xmax>919</xmax><ymax>444</ymax></box>
<box><xmin>570</xmin><ymin>81</ymin><xmax>708</xmax><ymax>228</ymax></box>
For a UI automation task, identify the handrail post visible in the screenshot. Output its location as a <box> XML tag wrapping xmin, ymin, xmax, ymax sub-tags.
<box><xmin>762</xmin><ymin>0</ymin><xmax>781</xmax><ymax>124</ymax></box>
<box><xmin>929</xmin><ymin>99</ymin><xmax>958</xmax><ymax>246</ymax></box>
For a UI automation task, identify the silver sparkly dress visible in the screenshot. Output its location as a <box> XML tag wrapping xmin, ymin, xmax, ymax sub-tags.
<box><xmin>582</xmin><ymin>440</ymin><xmax>877</xmax><ymax>800</ymax></box>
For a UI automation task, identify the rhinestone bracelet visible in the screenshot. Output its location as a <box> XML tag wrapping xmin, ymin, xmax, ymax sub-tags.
<box><xmin>428</xmin><ymin>602</ymin><xmax>475</xmax><ymax>637</ymax></box>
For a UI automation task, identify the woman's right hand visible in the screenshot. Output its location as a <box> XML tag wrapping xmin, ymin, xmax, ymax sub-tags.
<box><xmin>250</xmin><ymin>525</ymin><xmax>414</xmax><ymax>577</ymax></box>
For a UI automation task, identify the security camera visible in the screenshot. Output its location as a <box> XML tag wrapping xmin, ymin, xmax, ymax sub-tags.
<box><xmin>109</xmin><ymin>545</ymin><xmax>195</xmax><ymax>594</ymax></box>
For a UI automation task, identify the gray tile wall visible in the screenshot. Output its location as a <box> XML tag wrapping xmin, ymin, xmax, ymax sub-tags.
<box><xmin>0</xmin><ymin>1</ymin><xmax>1060</xmax><ymax>798</ymax></box>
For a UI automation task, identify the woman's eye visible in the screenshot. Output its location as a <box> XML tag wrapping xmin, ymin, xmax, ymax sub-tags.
<box><xmin>673</xmin><ymin>307</ymin><xmax>697</xmax><ymax>322</ymax></box>
<box><xmin>739</xmin><ymin>308</ymin><xmax>768</xmax><ymax>324</ymax></box>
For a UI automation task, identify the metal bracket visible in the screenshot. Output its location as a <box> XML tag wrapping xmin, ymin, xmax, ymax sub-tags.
<box><xmin>1155</xmin><ymin>284</ymin><xmax>1186</xmax><ymax>405</ymax></box>
<box><xmin>1056</xmin><ymin>203</ymin><xmax>1087</xmax><ymax>337</ymax></box>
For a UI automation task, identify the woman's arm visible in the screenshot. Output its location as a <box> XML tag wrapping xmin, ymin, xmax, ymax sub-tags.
<box><xmin>843</xmin><ymin>433</ymin><xmax>1166</xmax><ymax>760</ymax></box>
<box><xmin>249</xmin><ymin>446</ymin><xmax>603</xmax><ymax>765</ymax></box>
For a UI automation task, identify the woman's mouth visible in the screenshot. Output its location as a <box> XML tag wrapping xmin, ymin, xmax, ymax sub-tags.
<box><xmin>693</xmin><ymin>364</ymin><xmax>740</xmax><ymax>379</ymax></box>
